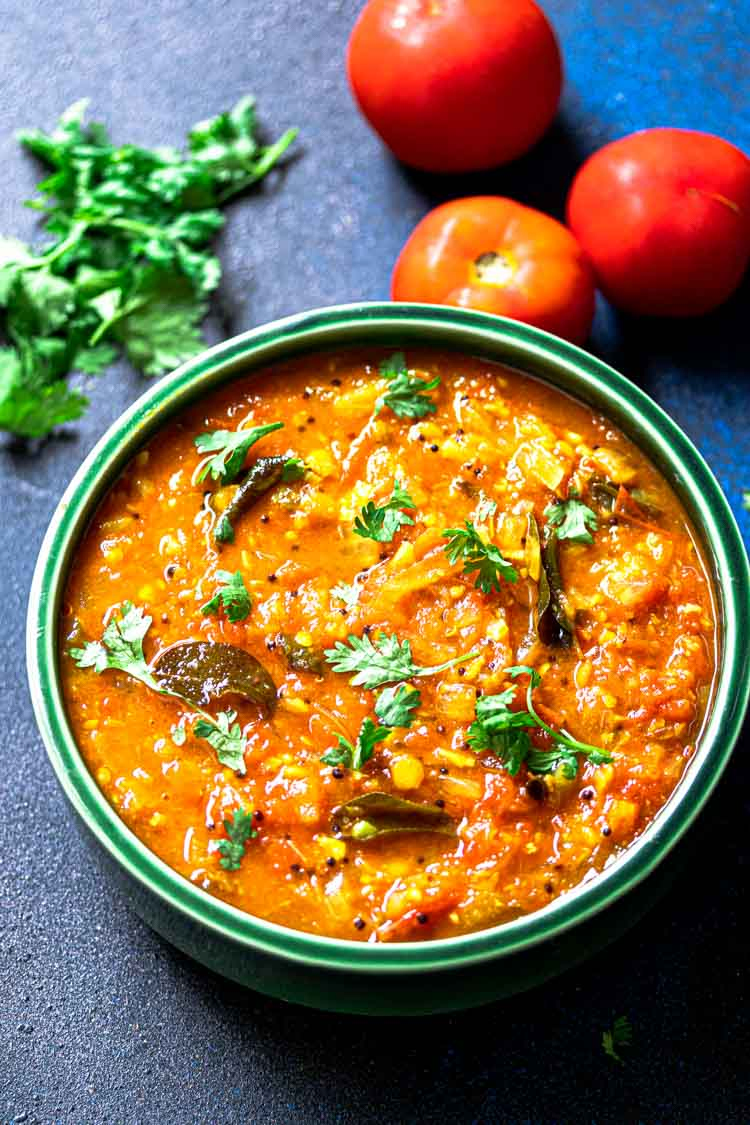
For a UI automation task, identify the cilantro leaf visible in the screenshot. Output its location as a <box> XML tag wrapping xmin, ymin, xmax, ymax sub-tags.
<box><xmin>354</xmin><ymin>480</ymin><xmax>416</xmax><ymax>543</ymax></box>
<box><xmin>0</xmin><ymin>349</ymin><xmax>87</xmax><ymax>437</ymax></box>
<box><xmin>374</xmin><ymin>683</ymin><xmax>421</xmax><ymax>728</ymax></box>
<box><xmin>602</xmin><ymin>1016</ymin><xmax>632</xmax><ymax>1064</ymax></box>
<box><xmin>70</xmin><ymin>601</ymin><xmax>159</xmax><ymax>691</ymax></box>
<box><xmin>545</xmin><ymin>491</ymin><xmax>599</xmax><ymax>544</ymax></box>
<box><xmin>742</xmin><ymin>490</ymin><xmax>750</xmax><ymax>511</ymax></box>
<box><xmin>331</xmin><ymin>581</ymin><xmax>360</xmax><ymax>611</ymax></box>
<box><xmin>194</xmin><ymin>420</ymin><xmax>284</xmax><ymax>483</ymax></box>
<box><xmin>325</xmin><ymin>631</ymin><xmax>476</xmax><ymax>691</ymax></box>
<box><xmin>375</xmin><ymin>352</ymin><xmax>441</xmax><ymax>420</ymax></box>
<box><xmin>321</xmin><ymin>717</ymin><xmax>390</xmax><ymax>771</ymax></box>
<box><xmin>201</xmin><ymin>569</ymin><xmax>252</xmax><ymax>623</ymax></box>
<box><xmin>194</xmin><ymin>708</ymin><xmax>247</xmax><ymax>775</ymax></box>
<box><xmin>468</xmin><ymin>664</ymin><xmax>612</xmax><ymax>779</ymax></box>
<box><xmin>217</xmin><ymin>806</ymin><xmax>257</xmax><ymax>871</ymax></box>
<box><xmin>442</xmin><ymin>521</ymin><xmax>518</xmax><ymax>593</ymax></box>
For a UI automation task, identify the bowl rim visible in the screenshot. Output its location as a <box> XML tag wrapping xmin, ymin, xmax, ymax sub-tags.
<box><xmin>27</xmin><ymin>301</ymin><xmax>750</xmax><ymax>975</ymax></box>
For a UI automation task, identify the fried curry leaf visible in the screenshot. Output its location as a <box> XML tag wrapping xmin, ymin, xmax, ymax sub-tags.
<box><xmin>201</xmin><ymin>569</ymin><xmax>252</xmax><ymax>623</ymax></box>
<box><xmin>442</xmin><ymin>520</ymin><xmax>518</xmax><ymax>593</ymax></box>
<box><xmin>468</xmin><ymin>665</ymin><xmax>611</xmax><ymax>779</ymax></box>
<box><xmin>321</xmin><ymin>718</ymin><xmax>390</xmax><ymax>771</ymax></box>
<box><xmin>545</xmin><ymin>491</ymin><xmax>599</xmax><ymax>544</ymax></box>
<box><xmin>354</xmin><ymin>480</ymin><xmax>416</xmax><ymax>543</ymax></box>
<box><xmin>331</xmin><ymin>792</ymin><xmax>456</xmax><ymax>840</ymax></box>
<box><xmin>374</xmin><ymin>683</ymin><xmax>421</xmax><ymax>728</ymax></box>
<box><xmin>70</xmin><ymin>601</ymin><xmax>160</xmax><ymax>691</ymax></box>
<box><xmin>1</xmin><ymin>99</ymin><xmax>297</xmax><ymax>438</ymax></box>
<box><xmin>194</xmin><ymin>420</ymin><xmax>284</xmax><ymax>483</ymax></box>
<box><xmin>602</xmin><ymin>1016</ymin><xmax>633</xmax><ymax>1065</ymax></box>
<box><xmin>375</xmin><ymin>352</ymin><xmax>441</xmax><ymax>420</ymax></box>
<box><xmin>277</xmin><ymin>632</ymin><xmax>326</xmax><ymax>675</ymax></box>
<box><xmin>194</xmin><ymin>708</ymin><xmax>248</xmax><ymax>774</ymax></box>
<box><xmin>325</xmin><ymin>631</ymin><xmax>476</xmax><ymax>691</ymax></box>
<box><xmin>152</xmin><ymin>640</ymin><xmax>277</xmax><ymax>713</ymax></box>
<box><xmin>540</xmin><ymin>533</ymin><xmax>575</xmax><ymax>644</ymax></box>
<box><xmin>214</xmin><ymin>455</ymin><xmax>304</xmax><ymax>543</ymax></box>
<box><xmin>216</xmin><ymin>805</ymin><xmax>258</xmax><ymax>871</ymax></box>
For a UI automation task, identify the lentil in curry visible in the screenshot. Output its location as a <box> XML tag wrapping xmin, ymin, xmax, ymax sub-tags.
<box><xmin>61</xmin><ymin>349</ymin><xmax>716</xmax><ymax>942</ymax></box>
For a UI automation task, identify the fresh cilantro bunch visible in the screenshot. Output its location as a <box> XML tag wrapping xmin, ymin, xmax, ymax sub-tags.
<box><xmin>0</xmin><ymin>97</ymin><xmax>297</xmax><ymax>438</ymax></box>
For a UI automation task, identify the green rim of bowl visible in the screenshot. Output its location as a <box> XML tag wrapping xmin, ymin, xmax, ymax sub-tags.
<box><xmin>27</xmin><ymin>302</ymin><xmax>750</xmax><ymax>975</ymax></box>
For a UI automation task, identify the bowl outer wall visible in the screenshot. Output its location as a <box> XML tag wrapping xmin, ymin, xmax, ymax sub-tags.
<box><xmin>26</xmin><ymin>303</ymin><xmax>750</xmax><ymax>984</ymax></box>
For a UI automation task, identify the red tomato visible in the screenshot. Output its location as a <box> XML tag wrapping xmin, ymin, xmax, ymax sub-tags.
<box><xmin>346</xmin><ymin>0</ymin><xmax>562</xmax><ymax>173</ymax></box>
<box><xmin>391</xmin><ymin>196</ymin><xmax>596</xmax><ymax>344</ymax></box>
<box><xmin>566</xmin><ymin>128</ymin><xmax>750</xmax><ymax>317</ymax></box>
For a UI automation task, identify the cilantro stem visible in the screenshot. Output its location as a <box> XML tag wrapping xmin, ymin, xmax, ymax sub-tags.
<box><xmin>517</xmin><ymin>670</ymin><xmax>605</xmax><ymax>758</ymax></box>
<box><xmin>215</xmin><ymin>127</ymin><xmax>299</xmax><ymax>204</ymax></box>
<box><xmin>22</xmin><ymin>220</ymin><xmax>90</xmax><ymax>269</ymax></box>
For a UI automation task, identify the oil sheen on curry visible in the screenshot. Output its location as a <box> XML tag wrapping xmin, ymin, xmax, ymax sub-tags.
<box><xmin>61</xmin><ymin>349</ymin><xmax>716</xmax><ymax>943</ymax></box>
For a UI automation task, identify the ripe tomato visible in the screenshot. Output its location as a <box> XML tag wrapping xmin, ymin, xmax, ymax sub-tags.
<box><xmin>566</xmin><ymin>128</ymin><xmax>750</xmax><ymax>317</ymax></box>
<box><xmin>391</xmin><ymin>196</ymin><xmax>596</xmax><ymax>344</ymax></box>
<box><xmin>346</xmin><ymin>0</ymin><xmax>562</xmax><ymax>173</ymax></box>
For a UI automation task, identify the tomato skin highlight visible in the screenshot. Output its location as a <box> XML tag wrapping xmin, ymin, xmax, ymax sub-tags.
<box><xmin>391</xmin><ymin>196</ymin><xmax>596</xmax><ymax>344</ymax></box>
<box><xmin>566</xmin><ymin>128</ymin><xmax>750</xmax><ymax>317</ymax></box>
<box><xmin>346</xmin><ymin>0</ymin><xmax>562</xmax><ymax>173</ymax></box>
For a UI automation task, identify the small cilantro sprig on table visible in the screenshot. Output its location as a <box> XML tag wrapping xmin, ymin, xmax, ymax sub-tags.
<box><xmin>70</xmin><ymin>602</ymin><xmax>249</xmax><ymax>774</ymax></box>
<box><xmin>468</xmin><ymin>665</ymin><xmax>612</xmax><ymax>779</ymax></box>
<box><xmin>442</xmin><ymin>520</ymin><xmax>518</xmax><ymax>594</ymax></box>
<box><xmin>354</xmin><ymin>481</ymin><xmax>416</xmax><ymax>543</ymax></box>
<box><xmin>217</xmin><ymin>807</ymin><xmax>257</xmax><ymax>871</ymax></box>
<box><xmin>375</xmin><ymin>352</ymin><xmax>441</xmax><ymax>420</ymax></box>
<box><xmin>0</xmin><ymin>97</ymin><xmax>297</xmax><ymax>439</ymax></box>
<box><xmin>602</xmin><ymin>1016</ymin><xmax>633</xmax><ymax>1064</ymax></box>
<box><xmin>325</xmin><ymin>631</ymin><xmax>476</xmax><ymax>690</ymax></box>
<box><xmin>321</xmin><ymin>684</ymin><xmax>421</xmax><ymax>770</ymax></box>
<box><xmin>193</xmin><ymin>421</ymin><xmax>284</xmax><ymax>484</ymax></box>
<box><xmin>545</xmin><ymin>490</ymin><xmax>599</xmax><ymax>544</ymax></box>
<box><xmin>201</xmin><ymin>570</ymin><xmax>252</xmax><ymax>623</ymax></box>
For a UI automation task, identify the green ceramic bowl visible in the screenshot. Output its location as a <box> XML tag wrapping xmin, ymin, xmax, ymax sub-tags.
<box><xmin>27</xmin><ymin>303</ymin><xmax>750</xmax><ymax>1015</ymax></box>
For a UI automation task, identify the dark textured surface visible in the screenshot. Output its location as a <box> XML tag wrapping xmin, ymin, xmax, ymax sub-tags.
<box><xmin>1</xmin><ymin>1</ymin><xmax>749</xmax><ymax>1121</ymax></box>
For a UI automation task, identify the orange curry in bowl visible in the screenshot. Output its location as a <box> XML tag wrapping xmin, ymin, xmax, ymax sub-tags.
<box><xmin>61</xmin><ymin>349</ymin><xmax>716</xmax><ymax>942</ymax></box>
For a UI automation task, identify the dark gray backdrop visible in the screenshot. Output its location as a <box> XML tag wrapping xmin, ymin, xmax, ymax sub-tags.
<box><xmin>2</xmin><ymin>1</ymin><xmax>748</xmax><ymax>1121</ymax></box>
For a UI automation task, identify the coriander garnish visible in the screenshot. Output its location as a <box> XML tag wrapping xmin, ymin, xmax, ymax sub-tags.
<box><xmin>325</xmin><ymin>631</ymin><xmax>476</xmax><ymax>691</ymax></box>
<box><xmin>217</xmin><ymin>807</ymin><xmax>257</xmax><ymax>871</ymax></box>
<box><xmin>545</xmin><ymin>490</ymin><xmax>599</xmax><ymax>544</ymax></box>
<box><xmin>375</xmin><ymin>352</ymin><xmax>441</xmax><ymax>420</ymax></box>
<box><xmin>442</xmin><ymin>520</ymin><xmax>518</xmax><ymax>593</ymax></box>
<box><xmin>201</xmin><ymin>570</ymin><xmax>252</xmax><ymax>622</ymax></box>
<box><xmin>193</xmin><ymin>420</ymin><xmax>284</xmax><ymax>484</ymax></box>
<box><xmin>468</xmin><ymin>665</ymin><xmax>612</xmax><ymax>778</ymax></box>
<box><xmin>354</xmin><ymin>480</ymin><xmax>416</xmax><ymax>543</ymax></box>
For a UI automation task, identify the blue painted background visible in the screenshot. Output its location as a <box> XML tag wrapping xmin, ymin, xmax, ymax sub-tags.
<box><xmin>1</xmin><ymin>1</ymin><xmax>748</xmax><ymax>1120</ymax></box>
